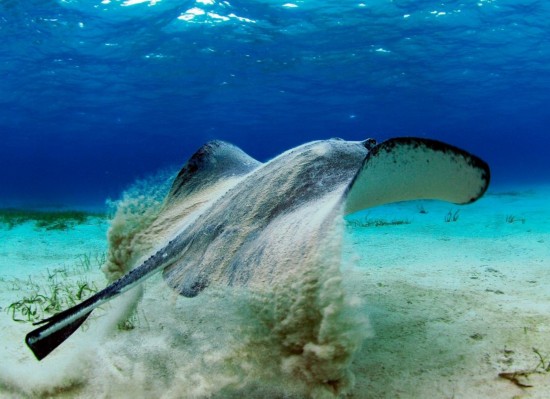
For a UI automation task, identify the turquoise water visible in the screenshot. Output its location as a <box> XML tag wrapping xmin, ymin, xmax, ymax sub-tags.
<box><xmin>1</xmin><ymin>0</ymin><xmax>549</xmax><ymax>206</ymax></box>
<box><xmin>1</xmin><ymin>1</ymin><xmax>549</xmax><ymax>397</ymax></box>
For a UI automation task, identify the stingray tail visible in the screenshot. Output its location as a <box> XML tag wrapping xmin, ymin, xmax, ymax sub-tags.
<box><xmin>26</xmin><ymin>307</ymin><xmax>94</xmax><ymax>360</ymax></box>
<box><xmin>25</xmin><ymin>246</ymin><xmax>174</xmax><ymax>360</ymax></box>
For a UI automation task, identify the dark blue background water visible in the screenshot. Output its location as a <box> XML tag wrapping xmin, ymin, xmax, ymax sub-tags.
<box><xmin>1</xmin><ymin>0</ymin><xmax>549</xmax><ymax>208</ymax></box>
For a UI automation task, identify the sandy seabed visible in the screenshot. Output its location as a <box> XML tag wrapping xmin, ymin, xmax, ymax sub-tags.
<box><xmin>0</xmin><ymin>185</ymin><xmax>548</xmax><ymax>398</ymax></box>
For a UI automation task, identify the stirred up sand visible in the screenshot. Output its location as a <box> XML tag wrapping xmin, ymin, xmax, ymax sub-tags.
<box><xmin>0</xmin><ymin>185</ymin><xmax>548</xmax><ymax>398</ymax></box>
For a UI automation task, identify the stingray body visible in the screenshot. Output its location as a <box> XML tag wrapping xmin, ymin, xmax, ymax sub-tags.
<box><xmin>25</xmin><ymin>137</ymin><xmax>490</xmax><ymax>360</ymax></box>
<box><xmin>163</xmin><ymin>138</ymin><xmax>369</xmax><ymax>296</ymax></box>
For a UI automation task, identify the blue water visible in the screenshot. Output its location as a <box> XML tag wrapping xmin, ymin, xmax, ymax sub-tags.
<box><xmin>1</xmin><ymin>0</ymin><xmax>549</xmax><ymax>208</ymax></box>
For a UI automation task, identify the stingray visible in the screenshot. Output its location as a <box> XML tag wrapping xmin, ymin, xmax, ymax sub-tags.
<box><xmin>25</xmin><ymin>137</ymin><xmax>490</xmax><ymax>360</ymax></box>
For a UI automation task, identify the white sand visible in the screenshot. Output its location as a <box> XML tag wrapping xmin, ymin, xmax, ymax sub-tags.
<box><xmin>343</xmin><ymin>185</ymin><xmax>550</xmax><ymax>398</ymax></box>
<box><xmin>0</xmin><ymin>185</ymin><xmax>548</xmax><ymax>398</ymax></box>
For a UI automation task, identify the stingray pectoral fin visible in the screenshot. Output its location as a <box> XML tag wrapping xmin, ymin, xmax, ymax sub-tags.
<box><xmin>167</xmin><ymin>140</ymin><xmax>262</xmax><ymax>203</ymax></box>
<box><xmin>344</xmin><ymin>137</ymin><xmax>490</xmax><ymax>215</ymax></box>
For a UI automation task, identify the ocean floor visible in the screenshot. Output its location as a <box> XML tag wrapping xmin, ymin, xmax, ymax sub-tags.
<box><xmin>0</xmin><ymin>184</ymin><xmax>548</xmax><ymax>398</ymax></box>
